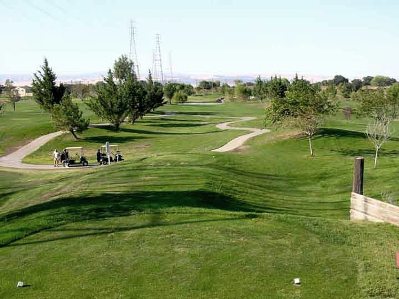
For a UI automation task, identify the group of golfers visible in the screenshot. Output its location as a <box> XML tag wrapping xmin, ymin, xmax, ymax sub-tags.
<box><xmin>52</xmin><ymin>149</ymin><xmax>68</xmax><ymax>167</ymax></box>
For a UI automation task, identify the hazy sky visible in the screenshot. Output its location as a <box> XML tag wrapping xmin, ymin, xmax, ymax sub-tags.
<box><xmin>1</xmin><ymin>0</ymin><xmax>399</xmax><ymax>78</ymax></box>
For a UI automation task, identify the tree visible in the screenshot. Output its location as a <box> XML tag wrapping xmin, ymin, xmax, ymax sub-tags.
<box><xmin>371</xmin><ymin>76</ymin><xmax>396</xmax><ymax>87</ymax></box>
<box><xmin>234</xmin><ymin>82</ymin><xmax>251</xmax><ymax>100</ymax></box>
<box><xmin>65</xmin><ymin>83</ymin><xmax>92</xmax><ymax>99</ymax></box>
<box><xmin>32</xmin><ymin>59</ymin><xmax>66</xmax><ymax>112</ymax></box>
<box><xmin>362</xmin><ymin>76</ymin><xmax>374</xmax><ymax>86</ymax></box>
<box><xmin>172</xmin><ymin>90</ymin><xmax>188</xmax><ymax>103</ymax></box>
<box><xmin>89</xmin><ymin>56</ymin><xmax>164</xmax><ymax>130</ymax></box>
<box><xmin>354</xmin><ymin>88</ymin><xmax>399</xmax><ymax>167</ymax></box>
<box><xmin>114</xmin><ymin>55</ymin><xmax>135</xmax><ymax>82</ymax></box>
<box><xmin>351</xmin><ymin>79</ymin><xmax>363</xmax><ymax>92</ymax></box>
<box><xmin>338</xmin><ymin>82</ymin><xmax>352</xmax><ymax>98</ymax></box>
<box><xmin>265</xmin><ymin>77</ymin><xmax>335</xmax><ymax>156</ymax></box>
<box><xmin>163</xmin><ymin>83</ymin><xmax>178</xmax><ymax>104</ymax></box>
<box><xmin>253</xmin><ymin>76</ymin><xmax>267</xmax><ymax>101</ymax></box>
<box><xmin>268</xmin><ymin>76</ymin><xmax>289</xmax><ymax>99</ymax></box>
<box><xmin>52</xmin><ymin>98</ymin><xmax>89</xmax><ymax>139</ymax></box>
<box><xmin>366</xmin><ymin>115</ymin><xmax>390</xmax><ymax>168</ymax></box>
<box><xmin>32</xmin><ymin>59</ymin><xmax>89</xmax><ymax>138</ymax></box>
<box><xmin>130</xmin><ymin>72</ymin><xmax>164</xmax><ymax>124</ymax></box>
<box><xmin>180</xmin><ymin>83</ymin><xmax>194</xmax><ymax>96</ymax></box>
<box><xmin>354</xmin><ymin>89</ymin><xmax>398</xmax><ymax>120</ymax></box>
<box><xmin>88</xmin><ymin>70</ymin><xmax>132</xmax><ymax>130</ymax></box>
<box><xmin>386</xmin><ymin>83</ymin><xmax>399</xmax><ymax>118</ymax></box>
<box><xmin>88</xmin><ymin>55</ymin><xmax>138</xmax><ymax>130</ymax></box>
<box><xmin>4</xmin><ymin>79</ymin><xmax>14</xmax><ymax>97</ymax></box>
<box><xmin>10</xmin><ymin>92</ymin><xmax>21</xmax><ymax>111</ymax></box>
<box><xmin>321</xmin><ymin>83</ymin><xmax>337</xmax><ymax>99</ymax></box>
<box><xmin>4</xmin><ymin>79</ymin><xmax>20</xmax><ymax>111</ymax></box>
<box><xmin>333</xmin><ymin>75</ymin><xmax>349</xmax><ymax>85</ymax></box>
<box><xmin>198</xmin><ymin>80</ymin><xmax>213</xmax><ymax>90</ymax></box>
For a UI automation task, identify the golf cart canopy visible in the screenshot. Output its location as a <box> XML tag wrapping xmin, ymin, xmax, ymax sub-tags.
<box><xmin>65</xmin><ymin>147</ymin><xmax>84</xmax><ymax>154</ymax></box>
<box><xmin>101</xmin><ymin>145</ymin><xmax>119</xmax><ymax>149</ymax></box>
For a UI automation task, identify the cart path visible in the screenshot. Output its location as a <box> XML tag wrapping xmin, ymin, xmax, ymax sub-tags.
<box><xmin>0</xmin><ymin>131</ymin><xmax>66</xmax><ymax>170</ymax></box>
<box><xmin>0</xmin><ymin>116</ymin><xmax>269</xmax><ymax>169</ymax></box>
<box><xmin>211</xmin><ymin>117</ymin><xmax>270</xmax><ymax>152</ymax></box>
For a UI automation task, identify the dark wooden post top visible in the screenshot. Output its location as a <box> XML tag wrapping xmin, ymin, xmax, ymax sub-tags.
<box><xmin>352</xmin><ymin>157</ymin><xmax>364</xmax><ymax>195</ymax></box>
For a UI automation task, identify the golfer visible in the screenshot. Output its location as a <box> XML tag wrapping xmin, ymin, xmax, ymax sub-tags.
<box><xmin>53</xmin><ymin>149</ymin><xmax>60</xmax><ymax>167</ymax></box>
<box><xmin>96</xmin><ymin>149</ymin><xmax>102</xmax><ymax>164</ymax></box>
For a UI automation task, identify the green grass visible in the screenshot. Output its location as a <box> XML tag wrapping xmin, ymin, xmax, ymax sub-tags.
<box><xmin>0</xmin><ymin>100</ymin><xmax>53</xmax><ymax>156</ymax></box>
<box><xmin>1</xmin><ymin>99</ymin><xmax>399</xmax><ymax>298</ymax></box>
<box><xmin>187</xmin><ymin>93</ymin><xmax>223</xmax><ymax>102</ymax></box>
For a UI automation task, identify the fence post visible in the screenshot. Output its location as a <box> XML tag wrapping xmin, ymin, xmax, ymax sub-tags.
<box><xmin>352</xmin><ymin>157</ymin><xmax>364</xmax><ymax>195</ymax></box>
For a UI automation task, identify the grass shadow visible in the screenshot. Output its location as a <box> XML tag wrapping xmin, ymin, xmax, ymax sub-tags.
<box><xmin>0</xmin><ymin>190</ymin><xmax>268</xmax><ymax>247</ymax></box>
<box><xmin>84</xmin><ymin>135</ymin><xmax>148</xmax><ymax>144</ymax></box>
<box><xmin>316</xmin><ymin>128</ymin><xmax>367</xmax><ymax>139</ymax></box>
<box><xmin>118</xmin><ymin>127</ymin><xmax>220</xmax><ymax>136</ymax></box>
<box><xmin>146</xmin><ymin>123</ymin><xmax>209</xmax><ymax>128</ymax></box>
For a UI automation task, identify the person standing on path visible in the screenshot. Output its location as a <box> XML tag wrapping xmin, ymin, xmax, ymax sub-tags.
<box><xmin>53</xmin><ymin>149</ymin><xmax>60</xmax><ymax>167</ymax></box>
<box><xmin>96</xmin><ymin>149</ymin><xmax>102</xmax><ymax>165</ymax></box>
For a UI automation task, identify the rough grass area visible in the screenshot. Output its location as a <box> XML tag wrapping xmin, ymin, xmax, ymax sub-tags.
<box><xmin>1</xmin><ymin>99</ymin><xmax>399</xmax><ymax>298</ymax></box>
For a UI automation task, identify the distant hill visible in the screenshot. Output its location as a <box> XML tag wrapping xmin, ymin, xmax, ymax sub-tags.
<box><xmin>1</xmin><ymin>72</ymin><xmax>331</xmax><ymax>86</ymax></box>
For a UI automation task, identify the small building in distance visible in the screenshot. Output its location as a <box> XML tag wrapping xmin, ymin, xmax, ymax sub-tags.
<box><xmin>13</xmin><ymin>86</ymin><xmax>33</xmax><ymax>97</ymax></box>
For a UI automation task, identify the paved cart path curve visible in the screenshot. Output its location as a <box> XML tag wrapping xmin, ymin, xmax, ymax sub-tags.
<box><xmin>0</xmin><ymin>116</ymin><xmax>269</xmax><ymax>169</ymax></box>
<box><xmin>211</xmin><ymin>117</ymin><xmax>270</xmax><ymax>152</ymax></box>
<box><xmin>0</xmin><ymin>131</ymin><xmax>66</xmax><ymax>170</ymax></box>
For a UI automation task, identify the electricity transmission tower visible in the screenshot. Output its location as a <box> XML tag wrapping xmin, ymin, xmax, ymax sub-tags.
<box><xmin>129</xmin><ymin>20</ymin><xmax>140</xmax><ymax>79</ymax></box>
<box><xmin>152</xmin><ymin>34</ymin><xmax>164</xmax><ymax>83</ymax></box>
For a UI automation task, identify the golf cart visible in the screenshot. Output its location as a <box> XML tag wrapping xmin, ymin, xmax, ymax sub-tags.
<box><xmin>100</xmin><ymin>144</ymin><xmax>123</xmax><ymax>164</ymax></box>
<box><xmin>62</xmin><ymin>147</ymin><xmax>89</xmax><ymax>167</ymax></box>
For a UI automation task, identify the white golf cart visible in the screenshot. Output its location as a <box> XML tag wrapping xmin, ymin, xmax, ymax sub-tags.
<box><xmin>62</xmin><ymin>147</ymin><xmax>89</xmax><ymax>167</ymax></box>
<box><xmin>100</xmin><ymin>144</ymin><xmax>123</xmax><ymax>164</ymax></box>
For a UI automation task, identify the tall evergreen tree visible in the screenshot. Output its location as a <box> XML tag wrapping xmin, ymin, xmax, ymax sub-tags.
<box><xmin>253</xmin><ymin>76</ymin><xmax>267</xmax><ymax>101</ymax></box>
<box><xmin>132</xmin><ymin>72</ymin><xmax>164</xmax><ymax>122</ymax></box>
<box><xmin>32</xmin><ymin>59</ymin><xmax>89</xmax><ymax>138</ymax></box>
<box><xmin>52</xmin><ymin>98</ymin><xmax>89</xmax><ymax>139</ymax></box>
<box><xmin>88</xmin><ymin>56</ymin><xmax>164</xmax><ymax>130</ymax></box>
<box><xmin>88</xmin><ymin>70</ymin><xmax>132</xmax><ymax>130</ymax></box>
<box><xmin>32</xmin><ymin>59</ymin><xmax>66</xmax><ymax>112</ymax></box>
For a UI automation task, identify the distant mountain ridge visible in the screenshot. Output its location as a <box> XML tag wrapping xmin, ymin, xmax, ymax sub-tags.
<box><xmin>1</xmin><ymin>72</ymin><xmax>332</xmax><ymax>86</ymax></box>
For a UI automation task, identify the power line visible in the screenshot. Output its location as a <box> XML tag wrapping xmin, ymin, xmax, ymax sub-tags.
<box><xmin>25</xmin><ymin>0</ymin><xmax>58</xmax><ymax>21</ymax></box>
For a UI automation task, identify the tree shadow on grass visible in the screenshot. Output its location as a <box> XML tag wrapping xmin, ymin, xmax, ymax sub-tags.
<box><xmin>175</xmin><ymin>111</ymin><xmax>216</xmax><ymax>116</ymax></box>
<box><xmin>0</xmin><ymin>190</ymin><xmax>271</xmax><ymax>247</ymax></box>
<box><xmin>143</xmin><ymin>118</ymin><xmax>212</xmax><ymax>123</ymax></box>
<box><xmin>315</xmin><ymin>128</ymin><xmax>367</xmax><ymax>140</ymax></box>
<box><xmin>118</xmin><ymin>127</ymin><xmax>220</xmax><ymax>136</ymax></box>
<box><xmin>84</xmin><ymin>135</ymin><xmax>149</xmax><ymax>144</ymax></box>
<box><xmin>316</xmin><ymin>127</ymin><xmax>399</xmax><ymax>142</ymax></box>
<box><xmin>332</xmin><ymin>148</ymin><xmax>399</xmax><ymax>157</ymax></box>
<box><xmin>147</xmin><ymin>122</ymin><xmax>210</xmax><ymax>128</ymax></box>
<box><xmin>148</xmin><ymin>111</ymin><xmax>216</xmax><ymax>116</ymax></box>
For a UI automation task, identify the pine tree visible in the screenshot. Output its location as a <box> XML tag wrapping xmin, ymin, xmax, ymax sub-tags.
<box><xmin>32</xmin><ymin>59</ymin><xmax>66</xmax><ymax>112</ymax></box>
<box><xmin>32</xmin><ymin>59</ymin><xmax>89</xmax><ymax>138</ymax></box>
<box><xmin>52</xmin><ymin>98</ymin><xmax>89</xmax><ymax>139</ymax></box>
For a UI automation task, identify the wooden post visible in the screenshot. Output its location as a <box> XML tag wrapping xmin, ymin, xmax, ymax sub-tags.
<box><xmin>352</xmin><ymin>157</ymin><xmax>364</xmax><ymax>195</ymax></box>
